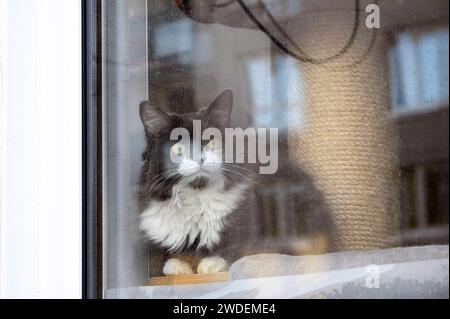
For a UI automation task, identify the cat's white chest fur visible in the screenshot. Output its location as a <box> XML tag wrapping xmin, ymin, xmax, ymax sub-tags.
<box><xmin>140</xmin><ymin>179</ymin><xmax>247</xmax><ymax>252</ymax></box>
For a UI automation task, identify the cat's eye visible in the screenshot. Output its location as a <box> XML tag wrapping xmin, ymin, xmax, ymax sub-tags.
<box><xmin>171</xmin><ymin>143</ymin><xmax>186</xmax><ymax>156</ymax></box>
<box><xmin>205</xmin><ymin>138</ymin><xmax>218</xmax><ymax>151</ymax></box>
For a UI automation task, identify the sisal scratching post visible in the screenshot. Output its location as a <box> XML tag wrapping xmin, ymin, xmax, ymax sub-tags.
<box><xmin>288</xmin><ymin>8</ymin><xmax>400</xmax><ymax>250</ymax></box>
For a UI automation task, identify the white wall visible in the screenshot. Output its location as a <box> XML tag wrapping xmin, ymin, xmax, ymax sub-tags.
<box><xmin>0</xmin><ymin>0</ymin><xmax>82</xmax><ymax>298</ymax></box>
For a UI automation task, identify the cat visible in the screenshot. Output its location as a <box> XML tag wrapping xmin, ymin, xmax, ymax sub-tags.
<box><xmin>138</xmin><ymin>89</ymin><xmax>332</xmax><ymax>277</ymax></box>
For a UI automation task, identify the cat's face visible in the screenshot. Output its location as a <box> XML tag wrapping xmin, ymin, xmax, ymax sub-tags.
<box><xmin>170</xmin><ymin>136</ymin><xmax>223</xmax><ymax>177</ymax></box>
<box><xmin>139</xmin><ymin>90</ymin><xmax>234</xmax><ymax>198</ymax></box>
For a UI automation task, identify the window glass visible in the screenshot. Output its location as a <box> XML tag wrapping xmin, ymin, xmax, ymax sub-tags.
<box><xmin>102</xmin><ymin>0</ymin><xmax>449</xmax><ymax>298</ymax></box>
<box><xmin>390</xmin><ymin>28</ymin><xmax>449</xmax><ymax>111</ymax></box>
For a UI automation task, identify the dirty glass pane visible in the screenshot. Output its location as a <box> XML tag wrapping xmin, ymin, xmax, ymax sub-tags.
<box><xmin>103</xmin><ymin>0</ymin><xmax>449</xmax><ymax>298</ymax></box>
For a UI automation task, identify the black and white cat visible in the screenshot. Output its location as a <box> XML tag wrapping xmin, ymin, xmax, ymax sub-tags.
<box><xmin>138</xmin><ymin>89</ymin><xmax>332</xmax><ymax>276</ymax></box>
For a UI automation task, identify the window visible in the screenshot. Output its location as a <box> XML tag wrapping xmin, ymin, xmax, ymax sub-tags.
<box><xmin>88</xmin><ymin>0</ymin><xmax>449</xmax><ymax>298</ymax></box>
<box><xmin>389</xmin><ymin>28</ymin><xmax>449</xmax><ymax>246</ymax></box>
<box><xmin>390</xmin><ymin>28</ymin><xmax>449</xmax><ymax>111</ymax></box>
<box><xmin>246</xmin><ymin>55</ymin><xmax>303</xmax><ymax>129</ymax></box>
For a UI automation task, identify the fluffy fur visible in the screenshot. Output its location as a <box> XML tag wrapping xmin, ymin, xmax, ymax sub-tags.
<box><xmin>140</xmin><ymin>178</ymin><xmax>249</xmax><ymax>252</ymax></box>
<box><xmin>138</xmin><ymin>89</ymin><xmax>333</xmax><ymax>277</ymax></box>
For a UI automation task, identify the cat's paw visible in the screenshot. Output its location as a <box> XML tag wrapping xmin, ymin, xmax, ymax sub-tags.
<box><xmin>163</xmin><ymin>258</ymin><xmax>194</xmax><ymax>275</ymax></box>
<box><xmin>197</xmin><ymin>256</ymin><xmax>228</xmax><ymax>274</ymax></box>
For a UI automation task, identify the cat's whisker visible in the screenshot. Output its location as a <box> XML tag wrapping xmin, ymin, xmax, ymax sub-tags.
<box><xmin>148</xmin><ymin>169</ymin><xmax>181</xmax><ymax>194</ymax></box>
<box><xmin>219</xmin><ymin>166</ymin><xmax>253</xmax><ymax>182</ymax></box>
<box><xmin>149</xmin><ymin>168</ymin><xmax>178</xmax><ymax>182</ymax></box>
<box><xmin>148</xmin><ymin>169</ymin><xmax>178</xmax><ymax>190</ymax></box>
<box><xmin>148</xmin><ymin>176</ymin><xmax>167</xmax><ymax>192</ymax></box>
<box><xmin>221</xmin><ymin>164</ymin><xmax>257</xmax><ymax>176</ymax></box>
<box><xmin>154</xmin><ymin>174</ymin><xmax>180</xmax><ymax>194</ymax></box>
<box><xmin>220</xmin><ymin>165</ymin><xmax>257</xmax><ymax>180</ymax></box>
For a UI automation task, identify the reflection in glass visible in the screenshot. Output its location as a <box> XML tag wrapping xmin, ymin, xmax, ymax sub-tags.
<box><xmin>103</xmin><ymin>0</ymin><xmax>449</xmax><ymax>297</ymax></box>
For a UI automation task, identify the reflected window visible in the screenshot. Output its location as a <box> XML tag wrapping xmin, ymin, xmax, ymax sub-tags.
<box><xmin>247</xmin><ymin>56</ymin><xmax>272</xmax><ymax>128</ymax></box>
<box><xmin>390</xmin><ymin>28</ymin><xmax>449</xmax><ymax>111</ymax></box>
<box><xmin>247</xmin><ymin>55</ymin><xmax>303</xmax><ymax>129</ymax></box>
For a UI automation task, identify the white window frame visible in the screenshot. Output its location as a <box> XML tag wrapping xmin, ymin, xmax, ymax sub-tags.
<box><xmin>0</xmin><ymin>0</ymin><xmax>82</xmax><ymax>299</ymax></box>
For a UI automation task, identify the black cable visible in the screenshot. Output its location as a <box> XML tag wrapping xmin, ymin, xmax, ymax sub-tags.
<box><xmin>261</xmin><ymin>0</ymin><xmax>380</xmax><ymax>66</ymax></box>
<box><xmin>235</xmin><ymin>0</ymin><xmax>310</xmax><ymax>63</ymax></box>
<box><xmin>256</xmin><ymin>0</ymin><xmax>310</xmax><ymax>58</ymax></box>
<box><xmin>237</xmin><ymin>0</ymin><xmax>362</xmax><ymax>65</ymax></box>
<box><xmin>209</xmin><ymin>0</ymin><xmax>378</xmax><ymax>66</ymax></box>
<box><xmin>351</xmin><ymin>22</ymin><xmax>378</xmax><ymax>66</ymax></box>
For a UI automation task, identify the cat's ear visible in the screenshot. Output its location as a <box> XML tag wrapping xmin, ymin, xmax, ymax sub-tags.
<box><xmin>202</xmin><ymin>89</ymin><xmax>233</xmax><ymax>129</ymax></box>
<box><xmin>140</xmin><ymin>101</ymin><xmax>172</xmax><ymax>137</ymax></box>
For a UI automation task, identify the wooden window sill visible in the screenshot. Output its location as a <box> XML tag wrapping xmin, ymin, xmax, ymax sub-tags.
<box><xmin>147</xmin><ymin>272</ymin><xmax>230</xmax><ymax>286</ymax></box>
